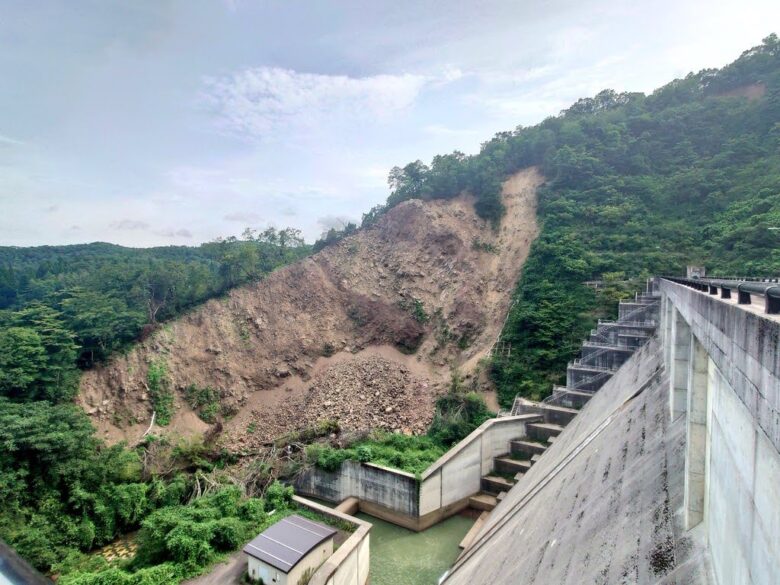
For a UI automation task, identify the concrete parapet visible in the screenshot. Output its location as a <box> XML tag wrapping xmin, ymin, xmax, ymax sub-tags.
<box><xmin>660</xmin><ymin>278</ymin><xmax>780</xmax><ymax>585</ymax></box>
<box><xmin>659</xmin><ymin>279</ymin><xmax>780</xmax><ymax>452</ymax></box>
<box><xmin>294</xmin><ymin>496</ymin><xmax>371</xmax><ymax>585</ymax></box>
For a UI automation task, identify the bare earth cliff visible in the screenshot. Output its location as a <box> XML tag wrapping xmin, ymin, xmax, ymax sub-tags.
<box><xmin>79</xmin><ymin>168</ymin><xmax>542</xmax><ymax>448</ymax></box>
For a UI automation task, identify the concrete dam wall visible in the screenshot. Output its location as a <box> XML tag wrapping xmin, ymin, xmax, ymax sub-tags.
<box><xmin>442</xmin><ymin>277</ymin><xmax>780</xmax><ymax>585</ymax></box>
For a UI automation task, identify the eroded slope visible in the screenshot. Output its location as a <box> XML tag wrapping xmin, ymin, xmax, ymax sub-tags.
<box><xmin>79</xmin><ymin>168</ymin><xmax>542</xmax><ymax>446</ymax></box>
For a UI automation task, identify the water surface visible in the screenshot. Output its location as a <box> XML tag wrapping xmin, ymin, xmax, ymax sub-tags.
<box><xmin>356</xmin><ymin>512</ymin><xmax>473</xmax><ymax>585</ymax></box>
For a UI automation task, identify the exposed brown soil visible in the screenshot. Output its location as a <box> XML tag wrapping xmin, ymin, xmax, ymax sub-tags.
<box><xmin>78</xmin><ymin>168</ymin><xmax>542</xmax><ymax>447</ymax></box>
<box><xmin>716</xmin><ymin>82</ymin><xmax>766</xmax><ymax>100</ymax></box>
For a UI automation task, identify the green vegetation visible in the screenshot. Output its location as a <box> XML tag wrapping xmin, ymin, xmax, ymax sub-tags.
<box><xmin>183</xmin><ymin>384</ymin><xmax>222</xmax><ymax>424</ymax></box>
<box><xmin>472</xmin><ymin>239</ymin><xmax>499</xmax><ymax>254</ymax></box>
<box><xmin>381</xmin><ymin>35</ymin><xmax>780</xmax><ymax>404</ymax></box>
<box><xmin>0</xmin><ymin>397</ymin><xmax>187</xmax><ymax>572</ymax></box>
<box><xmin>146</xmin><ymin>360</ymin><xmax>173</xmax><ymax>426</ymax></box>
<box><xmin>0</xmin><ymin>228</ymin><xmax>308</xmax><ymax>579</ymax></box>
<box><xmin>307</xmin><ymin>432</ymin><xmax>446</xmax><ymax>475</ymax></box>
<box><xmin>57</xmin><ymin>482</ymin><xmax>296</xmax><ymax>585</ymax></box>
<box><xmin>307</xmin><ymin>376</ymin><xmax>492</xmax><ymax>474</ymax></box>
<box><xmin>312</xmin><ymin>221</ymin><xmax>358</xmax><ymax>252</ymax></box>
<box><xmin>399</xmin><ymin>298</ymin><xmax>429</xmax><ymax>324</ymax></box>
<box><xmin>0</xmin><ymin>228</ymin><xmax>309</xmax><ymax>368</ymax></box>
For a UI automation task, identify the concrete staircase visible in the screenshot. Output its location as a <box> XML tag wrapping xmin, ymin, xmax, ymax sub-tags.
<box><xmin>461</xmin><ymin>282</ymin><xmax>661</xmax><ymax>553</ymax></box>
<box><xmin>461</xmin><ymin>424</ymin><xmax>560</xmax><ymax>551</ymax></box>
<box><xmin>502</xmin><ymin>282</ymin><xmax>660</xmax><ymax>485</ymax></box>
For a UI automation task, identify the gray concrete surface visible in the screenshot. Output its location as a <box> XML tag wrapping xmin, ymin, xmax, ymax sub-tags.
<box><xmin>443</xmin><ymin>279</ymin><xmax>780</xmax><ymax>585</ymax></box>
<box><xmin>442</xmin><ymin>339</ymin><xmax>711</xmax><ymax>585</ymax></box>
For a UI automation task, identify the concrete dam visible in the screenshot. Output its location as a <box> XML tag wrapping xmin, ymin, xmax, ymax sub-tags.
<box><xmin>440</xmin><ymin>276</ymin><xmax>779</xmax><ymax>585</ymax></box>
<box><xmin>297</xmin><ymin>275</ymin><xmax>779</xmax><ymax>585</ymax></box>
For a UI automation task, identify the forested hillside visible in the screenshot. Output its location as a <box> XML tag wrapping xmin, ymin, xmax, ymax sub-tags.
<box><xmin>0</xmin><ymin>229</ymin><xmax>308</xmax><ymax>366</ymax></box>
<box><xmin>2</xmin><ymin>33</ymin><xmax>778</xmax><ymax>585</ymax></box>
<box><xmin>0</xmin><ymin>230</ymin><xmax>308</xmax><ymax>576</ymax></box>
<box><xmin>380</xmin><ymin>34</ymin><xmax>780</xmax><ymax>403</ymax></box>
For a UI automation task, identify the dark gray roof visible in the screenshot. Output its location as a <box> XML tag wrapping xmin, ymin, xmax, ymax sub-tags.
<box><xmin>243</xmin><ymin>514</ymin><xmax>337</xmax><ymax>573</ymax></box>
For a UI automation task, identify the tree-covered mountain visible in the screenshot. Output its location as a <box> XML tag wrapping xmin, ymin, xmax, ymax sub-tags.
<box><xmin>381</xmin><ymin>34</ymin><xmax>780</xmax><ymax>403</ymax></box>
<box><xmin>1</xmin><ymin>33</ymin><xmax>778</xmax><ymax>583</ymax></box>
<box><xmin>0</xmin><ymin>230</ymin><xmax>309</xmax><ymax>575</ymax></box>
<box><xmin>0</xmin><ymin>230</ymin><xmax>309</xmax><ymax>368</ymax></box>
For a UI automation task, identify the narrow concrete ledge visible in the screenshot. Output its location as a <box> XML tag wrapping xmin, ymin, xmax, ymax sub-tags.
<box><xmin>420</xmin><ymin>414</ymin><xmax>541</xmax><ymax>481</ymax></box>
<box><xmin>458</xmin><ymin>511</ymin><xmax>490</xmax><ymax>550</ymax></box>
<box><xmin>293</xmin><ymin>495</ymin><xmax>371</xmax><ymax>585</ymax></box>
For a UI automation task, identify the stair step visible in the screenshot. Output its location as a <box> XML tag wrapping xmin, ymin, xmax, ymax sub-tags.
<box><xmin>459</xmin><ymin>511</ymin><xmax>490</xmax><ymax>550</ymax></box>
<box><xmin>531</xmin><ymin>453</ymin><xmax>541</xmax><ymax>463</ymax></box>
<box><xmin>495</xmin><ymin>456</ymin><xmax>531</xmax><ymax>475</ymax></box>
<box><xmin>510</xmin><ymin>439</ymin><xmax>548</xmax><ymax>458</ymax></box>
<box><xmin>497</xmin><ymin>491</ymin><xmax>507</xmax><ymax>502</ymax></box>
<box><xmin>481</xmin><ymin>475</ymin><xmax>515</xmax><ymax>495</ymax></box>
<box><xmin>526</xmin><ymin>422</ymin><xmax>565</xmax><ymax>442</ymax></box>
<box><xmin>514</xmin><ymin>472</ymin><xmax>524</xmax><ymax>482</ymax></box>
<box><xmin>468</xmin><ymin>492</ymin><xmax>498</xmax><ymax>512</ymax></box>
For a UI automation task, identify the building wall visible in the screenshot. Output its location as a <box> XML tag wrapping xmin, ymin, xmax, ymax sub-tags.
<box><xmin>247</xmin><ymin>538</ymin><xmax>333</xmax><ymax>585</ymax></box>
<box><xmin>248</xmin><ymin>557</ymin><xmax>285</xmax><ymax>585</ymax></box>
<box><xmin>660</xmin><ymin>279</ymin><xmax>780</xmax><ymax>585</ymax></box>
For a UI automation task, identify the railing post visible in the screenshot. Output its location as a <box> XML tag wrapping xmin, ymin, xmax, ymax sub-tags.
<box><xmin>737</xmin><ymin>285</ymin><xmax>751</xmax><ymax>305</ymax></box>
<box><xmin>766</xmin><ymin>293</ymin><xmax>780</xmax><ymax>315</ymax></box>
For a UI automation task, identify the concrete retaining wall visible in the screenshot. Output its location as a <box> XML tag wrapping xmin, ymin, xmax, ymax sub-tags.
<box><xmin>296</xmin><ymin>415</ymin><xmax>538</xmax><ymax>531</ymax></box>
<box><xmin>418</xmin><ymin>415</ymin><xmax>540</xmax><ymax>520</ymax></box>
<box><xmin>293</xmin><ymin>496</ymin><xmax>370</xmax><ymax>585</ymax></box>
<box><xmin>296</xmin><ymin>460</ymin><xmax>419</xmax><ymax>517</ymax></box>
<box><xmin>660</xmin><ymin>279</ymin><xmax>780</xmax><ymax>585</ymax></box>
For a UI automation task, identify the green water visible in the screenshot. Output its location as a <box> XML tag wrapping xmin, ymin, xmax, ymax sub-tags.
<box><xmin>356</xmin><ymin>513</ymin><xmax>473</xmax><ymax>585</ymax></box>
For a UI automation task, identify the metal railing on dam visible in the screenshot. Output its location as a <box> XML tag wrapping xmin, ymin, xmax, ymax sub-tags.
<box><xmin>664</xmin><ymin>275</ymin><xmax>780</xmax><ymax>314</ymax></box>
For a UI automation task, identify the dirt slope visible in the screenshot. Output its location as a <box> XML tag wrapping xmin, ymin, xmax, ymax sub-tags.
<box><xmin>79</xmin><ymin>168</ymin><xmax>542</xmax><ymax>447</ymax></box>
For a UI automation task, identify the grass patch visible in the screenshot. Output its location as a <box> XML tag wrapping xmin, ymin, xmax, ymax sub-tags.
<box><xmin>307</xmin><ymin>432</ymin><xmax>446</xmax><ymax>476</ymax></box>
<box><xmin>147</xmin><ymin>359</ymin><xmax>173</xmax><ymax>426</ymax></box>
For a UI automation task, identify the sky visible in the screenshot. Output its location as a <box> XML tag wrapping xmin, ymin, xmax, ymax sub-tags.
<box><xmin>0</xmin><ymin>1</ymin><xmax>778</xmax><ymax>247</ymax></box>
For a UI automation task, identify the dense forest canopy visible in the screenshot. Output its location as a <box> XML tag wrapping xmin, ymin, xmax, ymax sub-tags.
<box><xmin>1</xmin><ymin>34</ymin><xmax>778</xmax><ymax>583</ymax></box>
<box><xmin>0</xmin><ymin>228</ymin><xmax>309</xmax><ymax>368</ymax></box>
<box><xmin>0</xmin><ymin>229</ymin><xmax>309</xmax><ymax>577</ymax></box>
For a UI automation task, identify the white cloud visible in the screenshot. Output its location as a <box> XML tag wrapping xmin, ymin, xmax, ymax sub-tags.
<box><xmin>0</xmin><ymin>133</ymin><xmax>24</xmax><ymax>146</ymax></box>
<box><xmin>112</xmin><ymin>219</ymin><xmax>150</xmax><ymax>230</ymax></box>
<box><xmin>422</xmin><ymin>124</ymin><xmax>482</xmax><ymax>139</ymax></box>
<box><xmin>202</xmin><ymin>67</ymin><xmax>429</xmax><ymax>140</ymax></box>
<box><xmin>224</xmin><ymin>210</ymin><xmax>262</xmax><ymax>223</ymax></box>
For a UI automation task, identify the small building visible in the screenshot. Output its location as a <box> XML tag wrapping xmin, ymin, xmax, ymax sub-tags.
<box><xmin>686</xmin><ymin>265</ymin><xmax>706</xmax><ymax>278</ymax></box>
<box><xmin>243</xmin><ymin>515</ymin><xmax>337</xmax><ymax>585</ymax></box>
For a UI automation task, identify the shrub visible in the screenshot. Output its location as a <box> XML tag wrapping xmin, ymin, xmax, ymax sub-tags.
<box><xmin>209</xmin><ymin>517</ymin><xmax>245</xmax><ymax>551</ymax></box>
<box><xmin>264</xmin><ymin>481</ymin><xmax>293</xmax><ymax>512</ymax></box>
<box><xmin>146</xmin><ymin>360</ymin><xmax>173</xmax><ymax>426</ymax></box>
<box><xmin>356</xmin><ymin>445</ymin><xmax>373</xmax><ymax>462</ymax></box>
<box><xmin>183</xmin><ymin>385</ymin><xmax>221</xmax><ymax>423</ymax></box>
